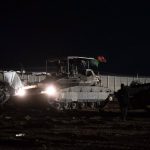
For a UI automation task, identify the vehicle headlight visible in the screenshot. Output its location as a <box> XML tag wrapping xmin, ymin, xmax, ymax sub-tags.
<box><xmin>108</xmin><ymin>95</ymin><xmax>113</xmax><ymax>101</ymax></box>
<box><xmin>15</xmin><ymin>88</ymin><xmax>26</xmax><ymax>97</ymax></box>
<box><xmin>41</xmin><ymin>85</ymin><xmax>57</xmax><ymax>97</ymax></box>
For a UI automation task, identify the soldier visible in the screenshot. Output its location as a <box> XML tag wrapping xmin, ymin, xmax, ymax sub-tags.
<box><xmin>116</xmin><ymin>83</ymin><xmax>129</xmax><ymax>121</ymax></box>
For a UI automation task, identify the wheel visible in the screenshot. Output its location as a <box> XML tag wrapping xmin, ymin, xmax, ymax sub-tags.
<box><xmin>71</xmin><ymin>102</ymin><xmax>77</xmax><ymax>109</ymax></box>
<box><xmin>52</xmin><ymin>102</ymin><xmax>62</xmax><ymax>110</ymax></box>
<box><xmin>90</xmin><ymin>102</ymin><xmax>96</xmax><ymax>109</ymax></box>
<box><xmin>63</xmin><ymin>102</ymin><xmax>69</xmax><ymax>110</ymax></box>
<box><xmin>80</xmin><ymin>102</ymin><xmax>86</xmax><ymax>109</ymax></box>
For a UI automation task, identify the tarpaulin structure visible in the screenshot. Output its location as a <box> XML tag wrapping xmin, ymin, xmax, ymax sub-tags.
<box><xmin>4</xmin><ymin>71</ymin><xmax>23</xmax><ymax>90</ymax></box>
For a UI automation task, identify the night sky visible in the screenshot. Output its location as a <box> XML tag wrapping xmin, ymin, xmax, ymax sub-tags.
<box><xmin>1</xmin><ymin>1</ymin><xmax>150</xmax><ymax>75</ymax></box>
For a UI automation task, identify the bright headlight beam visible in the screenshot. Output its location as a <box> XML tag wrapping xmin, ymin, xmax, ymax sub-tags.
<box><xmin>42</xmin><ymin>85</ymin><xmax>57</xmax><ymax>96</ymax></box>
<box><xmin>108</xmin><ymin>96</ymin><xmax>113</xmax><ymax>101</ymax></box>
<box><xmin>15</xmin><ymin>88</ymin><xmax>26</xmax><ymax>97</ymax></box>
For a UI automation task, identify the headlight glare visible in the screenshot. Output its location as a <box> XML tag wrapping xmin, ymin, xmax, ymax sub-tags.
<box><xmin>108</xmin><ymin>96</ymin><xmax>113</xmax><ymax>101</ymax></box>
<box><xmin>42</xmin><ymin>85</ymin><xmax>57</xmax><ymax>97</ymax></box>
<box><xmin>15</xmin><ymin>88</ymin><xmax>26</xmax><ymax>97</ymax></box>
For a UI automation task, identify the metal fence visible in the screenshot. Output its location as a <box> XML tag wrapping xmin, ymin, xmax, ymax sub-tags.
<box><xmin>19</xmin><ymin>73</ymin><xmax>150</xmax><ymax>92</ymax></box>
<box><xmin>100</xmin><ymin>75</ymin><xmax>150</xmax><ymax>92</ymax></box>
<box><xmin>19</xmin><ymin>74</ymin><xmax>46</xmax><ymax>84</ymax></box>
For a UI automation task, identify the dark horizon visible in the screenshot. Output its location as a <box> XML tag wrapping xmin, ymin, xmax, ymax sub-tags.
<box><xmin>1</xmin><ymin>1</ymin><xmax>150</xmax><ymax>75</ymax></box>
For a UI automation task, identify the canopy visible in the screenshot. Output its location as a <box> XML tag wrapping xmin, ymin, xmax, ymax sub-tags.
<box><xmin>4</xmin><ymin>71</ymin><xmax>23</xmax><ymax>90</ymax></box>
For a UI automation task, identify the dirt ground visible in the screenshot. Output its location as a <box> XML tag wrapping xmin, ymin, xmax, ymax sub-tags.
<box><xmin>0</xmin><ymin>99</ymin><xmax>150</xmax><ymax>150</ymax></box>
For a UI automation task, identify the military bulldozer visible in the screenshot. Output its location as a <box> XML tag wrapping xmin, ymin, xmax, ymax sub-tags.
<box><xmin>38</xmin><ymin>56</ymin><xmax>114</xmax><ymax>110</ymax></box>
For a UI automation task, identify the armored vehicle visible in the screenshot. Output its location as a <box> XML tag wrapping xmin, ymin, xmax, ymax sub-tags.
<box><xmin>114</xmin><ymin>81</ymin><xmax>150</xmax><ymax>111</ymax></box>
<box><xmin>39</xmin><ymin>56</ymin><xmax>113</xmax><ymax>110</ymax></box>
<box><xmin>128</xmin><ymin>82</ymin><xmax>150</xmax><ymax>110</ymax></box>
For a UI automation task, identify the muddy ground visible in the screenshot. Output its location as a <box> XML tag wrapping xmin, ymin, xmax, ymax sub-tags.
<box><xmin>0</xmin><ymin>99</ymin><xmax>150</xmax><ymax>150</ymax></box>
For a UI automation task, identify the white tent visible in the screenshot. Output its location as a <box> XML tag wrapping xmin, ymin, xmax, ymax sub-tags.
<box><xmin>4</xmin><ymin>71</ymin><xmax>23</xmax><ymax>90</ymax></box>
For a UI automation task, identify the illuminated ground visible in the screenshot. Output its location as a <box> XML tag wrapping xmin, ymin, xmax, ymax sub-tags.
<box><xmin>0</xmin><ymin>99</ymin><xmax>150</xmax><ymax>150</ymax></box>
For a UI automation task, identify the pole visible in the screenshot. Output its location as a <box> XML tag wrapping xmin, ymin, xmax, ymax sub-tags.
<box><xmin>67</xmin><ymin>57</ymin><xmax>69</xmax><ymax>77</ymax></box>
<box><xmin>46</xmin><ymin>60</ymin><xmax>47</xmax><ymax>76</ymax></box>
<box><xmin>88</xmin><ymin>60</ymin><xmax>89</xmax><ymax>69</ymax></box>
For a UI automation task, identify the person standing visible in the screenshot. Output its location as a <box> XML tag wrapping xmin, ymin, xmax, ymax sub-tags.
<box><xmin>116</xmin><ymin>83</ymin><xmax>129</xmax><ymax>121</ymax></box>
